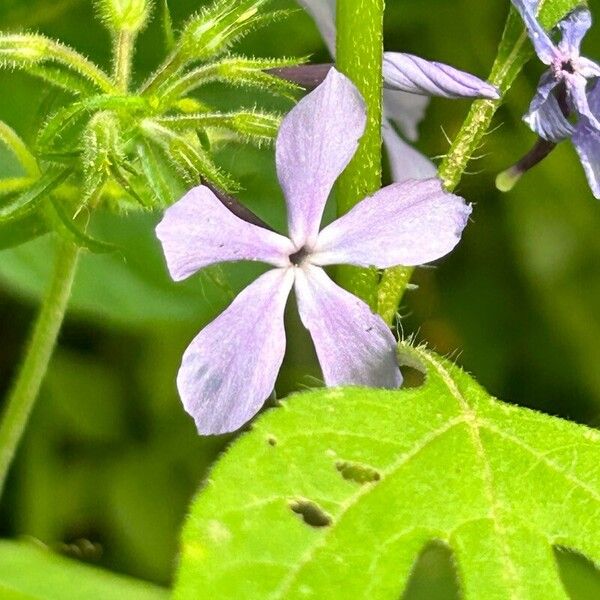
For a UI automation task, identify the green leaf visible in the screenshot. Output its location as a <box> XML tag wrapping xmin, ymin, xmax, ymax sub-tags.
<box><xmin>174</xmin><ymin>346</ymin><xmax>600</xmax><ymax>599</ymax></box>
<box><xmin>0</xmin><ymin>540</ymin><xmax>168</xmax><ymax>599</ymax></box>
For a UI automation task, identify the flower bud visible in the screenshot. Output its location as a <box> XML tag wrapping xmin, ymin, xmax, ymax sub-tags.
<box><xmin>97</xmin><ymin>0</ymin><xmax>151</xmax><ymax>34</ymax></box>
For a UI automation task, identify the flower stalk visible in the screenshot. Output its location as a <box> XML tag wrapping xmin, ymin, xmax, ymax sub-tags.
<box><xmin>334</xmin><ymin>0</ymin><xmax>384</xmax><ymax>310</ymax></box>
<box><xmin>0</xmin><ymin>240</ymin><xmax>80</xmax><ymax>495</ymax></box>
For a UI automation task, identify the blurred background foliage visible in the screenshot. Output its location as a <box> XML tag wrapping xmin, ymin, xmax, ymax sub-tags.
<box><xmin>1</xmin><ymin>0</ymin><xmax>600</xmax><ymax>596</ymax></box>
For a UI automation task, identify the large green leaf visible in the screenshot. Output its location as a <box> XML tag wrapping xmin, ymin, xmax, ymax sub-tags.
<box><xmin>174</xmin><ymin>346</ymin><xmax>600</xmax><ymax>599</ymax></box>
<box><xmin>0</xmin><ymin>541</ymin><xmax>168</xmax><ymax>599</ymax></box>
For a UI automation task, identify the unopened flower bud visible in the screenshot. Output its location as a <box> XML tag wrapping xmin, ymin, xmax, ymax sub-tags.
<box><xmin>97</xmin><ymin>0</ymin><xmax>151</xmax><ymax>34</ymax></box>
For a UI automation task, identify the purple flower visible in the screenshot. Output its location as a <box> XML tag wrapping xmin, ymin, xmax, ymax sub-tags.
<box><xmin>512</xmin><ymin>1</ymin><xmax>600</xmax><ymax>197</ymax></box>
<box><xmin>296</xmin><ymin>0</ymin><xmax>500</xmax><ymax>183</ymax></box>
<box><xmin>156</xmin><ymin>69</ymin><xmax>471</xmax><ymax>435</ymax></box>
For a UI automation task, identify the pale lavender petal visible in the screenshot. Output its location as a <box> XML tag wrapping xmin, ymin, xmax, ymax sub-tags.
<box><xmin>572</xmin><ymin>82</ymin><xmax>600</xmax><ymax>199</ymax></box>
<box><xmin>567</xmin><ymin>73</ymin><xmax>600</xmax><ymax>129</ymax></box>
<box><xmin>524</xmin><ymin>71</ymin><xmax>574</xmax><ymax>141</ymax></box>
<box><xmin>294</xmin><ymin>265</ymin><xmax>402</xmax><ymax>388</ymax></box>
<box><xmin>382</xmin><ymin>120</ymin><xmax>437</xmax><ymax>183</ymax></box>
<box><xmin>276</xmin><ymin>68</ymin><xmax>366</xmax><ymax>248</ymax></box>
<box><xmin>573</xmin><ymin>118</ymin><xmax>600</xmax><ymax>199</ymax></box>
<box><xmin>558</xmin><ymin>7</ymin><xmax>592</xmax><ymax>54</ymax></box>
<box><xmin>178</xmin><ymin>268</ymin><xmax>294</xmax><ymax>435</ymax></box>
<box><xmin>383</xmin><ymin>88</ymin><xmax>429</xmax><ymax>142</ymax></box>
<box><xmin>578</xmin><ymin>57</ymin><xmax>600</xmax><ymax>79</ymax></box>
<box><xmin>156</xmin><ymin>185</ymin><xmax>294</xmax><ymax>281</ymax></box>
<box><xmin>383</xmin><ymin>53</ymin><xmax>500</xmax><ymax>99</ymax></box>
<box><xmin>312</xmin><ymin>178</ymin><xmax>471</xmax><ymax>269</ymax></box>
<box><xmin>296</xmin><ymin>0</ymin><xmax>336</xmax><ymax>57</ymax></box>
<box><xmin>511</xmin><ymin>0</ymin><xmax>557</xmax><ymax>64</ymax></box>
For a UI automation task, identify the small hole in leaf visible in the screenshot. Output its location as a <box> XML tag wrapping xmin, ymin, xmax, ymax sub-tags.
<box><xmin>555</xmin><ymin>546</ymin><xmax>600</xmax><ymax>599</ymax></box>
<box><xmin>335</xmin><ymin>460</ymin><xmax>381</xmax><ymax>484</ymax></box>
<box><xmin>402</xmin><ymin>540</ymin><xmax>459</xmax><ymax>600</ymax></box>
<box><xmin>267</xmin><ymin>435</ymin><xmax>277</xmax><ymax>446</ymax></box>
<box><xmin>290</xmin><ymin>499</ymin><xmax>332</xmax><ymax>528</ymax></box>
<box><xmin>401</xmin><ymin>366</ymin><xmax>426</xmax><ymax>389</ymax></box>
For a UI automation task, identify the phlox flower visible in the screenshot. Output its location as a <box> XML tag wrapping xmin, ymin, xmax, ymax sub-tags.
<box><xmin>156</xmin><ymin>69</ymin><xmax>471</xmax><ymax>435</ymax></box>
<box><xmin>296</xmin><ymin>0</ymin><xmax>500</xmax><ymax>183</ymax></box>
<box><xmin>511</xmin><ymin>0</ymin><xmax>600</xmax><ymax>197</ymax></box>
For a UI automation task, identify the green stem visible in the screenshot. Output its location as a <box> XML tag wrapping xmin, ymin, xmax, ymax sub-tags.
<box><xmin>44</xmin><ymin>38</ymin><xmax>115</xmax><ymax>93</ymax></box>
<box><xmin>113</xmin><ymin>30</ymin><xmax>135</xmax><ymax>92</ymax></box>
<box><xmin>0</xmin><ymin>239</ymin><xmax>80</xmax><ymax>496</ymax></box>
<box><xmin>376</xmin><ymin>8</ymin><xmax>532</xmax><ymax>324</ymax></box>
<box><xmin>334</xmin><ymin>0</ymin><xmax>384</xmax><ymax>310</ymax></box>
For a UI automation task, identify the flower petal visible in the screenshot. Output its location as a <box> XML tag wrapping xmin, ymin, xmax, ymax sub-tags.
<box><xmin>382</xmin><ymin>120</ymin><xmax>437</xmax><ymax>182</ymax></box>
<box><xmin>383</xmin><ymin>53</ymin><xmax>500</xmax><ymax>99</ymax></box>
<box><xmin>523</xmin><ymin>71</ymin><xmax>574</xmax><ymax>141</ymax></box>
<box><xmin>578</xmin><ymin>57</ymin><xmax>600</xmax><ymax>79</ymax></box>
<box><xmin>296</xmin><ymin>0</ymin><xmax>336</xmax><ymax>56</ymax></box>
<box><xmin>312</xmin><ymin>178</ymin><xmax>471</xmax><ymax>269</ymax></box>
<box><xmin>567</xmin><ymin>73</ymin><xmax>600</xmax><ymax>129</ymax></box>
<box><xmin>178</xmin><ymin>268</ymin><xmax>294</xmax><ymax>435</ymax></box>
<box><xmin>558</xmin><ymin>7</ymin><xmax>592</xmax><ymax>54</ymax></box>
<box><xmin>276</xmin><ymin>68</ymin><xmax>366</xmax><ymax>248</ymax></box>
<box><xmin>294</xmin><ymin>265</ymin><xmax>402</xmax><ymax>388</ymax></box>
<box><xmin>383</xmin><ymin>88</ymin><xmax>430</xmax><ymax>142</ymax></box>
<box><xmin>156</xmin><ymin>185</ymin><xmax>294</xmax><ymax>281</ymax></box>
<box><xmin>572</xmin><ymin>81</ymin><xmax>600</xmax><ymax>199</ymax></box>
<box><xmin>510</xmin><ymin>0</ymin><xmax>557</xmax><ymax>64</ymax></box>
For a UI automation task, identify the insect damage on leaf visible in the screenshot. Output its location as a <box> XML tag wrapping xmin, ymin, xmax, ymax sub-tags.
<box><xmin>174</xmin><ymin>344</ymin><xmax>600</xmax><ymax>599</ymax></box>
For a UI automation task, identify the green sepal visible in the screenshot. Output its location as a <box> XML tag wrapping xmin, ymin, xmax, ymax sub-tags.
<box><xmin>47</xmin><ymin>197</ymin><xmax>117</xmax><ymax>254</ymax></box>
<box><xmin>0</xmin><ymin>168</ymin><xmax>71</xmax><ymax>222</ymax></box>
<box><xmin>37</xmin><ymin>95</ymin><xmax>146</xmax><ymax>155</ymax></box>
<box><xmin>155</xmin><ymin>110</ymin><xmax>281</xmax><ymax>146</ymax></box>
<box><xmin>0</xmin><ymin>177</ymin><xmax>36</xmax><ymax>198</ymax></box>
<box><xmin>0</xmin><ymin>207</ymin><xmax>49</xmax><ymax>249</ymax></box>
<box><xmin>0</xmin><ymin>33</ymin><xmax>114</xmax><ymax>93</ymax></box>
<box><xmin>161</xmin><ymin>0</ymin><xmax>176</xmax><ymax>52</ymax></box>
<box><xmin>178</xmin><ymin>0</ymin><xmax>274</xmax><ymax>62</ymax></box>
<box><xmin>81</xmin><ymin>111</ymin><xmax>125</xmax><ymax>208</ymax></box>
<box><xmin>0</xmin><ymin>121</ymin><xmax>38</xmax><ymax>177</ymax></box>
<box><xmin>136</xmin><ymin>140</ymin><xmax>175</xmax><ymax>206</ymax></box>
<box><xmin>142</xmin><ymin>120</ymin><xmax>239</xmax><ymax>192</ymax></box>
<box><xmin>158</xmin><ymin>56</ymin><xmax>303</xmax><ymax>105</ymax></box>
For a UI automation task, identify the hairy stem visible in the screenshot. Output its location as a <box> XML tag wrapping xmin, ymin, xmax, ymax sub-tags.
<box><xmin>376</xmin><ymin>9</ymin><xmax>532</xmax><ymax>324</ymax></box>
<box><xmin>0</xmin><ymin>240</ymin><xmax>80</xmax><ymax>496</ymax></box>
<box><xmin>334</xmin><ymin>0</ymin><xmax>384</xmax><ymax>310</ymax></box>
<box><xmin>113</xmin><ymin>30</ymin><xmax>135</xmax><ymax>92</ymax></box>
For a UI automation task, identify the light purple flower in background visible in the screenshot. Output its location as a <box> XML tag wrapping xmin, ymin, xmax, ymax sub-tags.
<box><xmin>156</xmin><ymin>69</ymin><xmax>471</xmax><ymax>435</ymax></box>
<box><xmin>296</xmin><ymin>0</ymin><xmax>500</xmax><ymax>183</ymax></box>
<box><xmin>511</xmin><ymin>0</ymin><xmax>600</xmax><ymax>197</ymax></box>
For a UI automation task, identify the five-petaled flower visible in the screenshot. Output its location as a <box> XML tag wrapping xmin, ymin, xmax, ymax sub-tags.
<box><xmin>156</xmin><ymin>69</ymin><xmax>471</xmax><ymax>435</ymax></box>
<box><xmin>512</xmin><ymin>0</ymin><xmax>600</xmax><ymax>197</ymax></box>
<box><xmin>296</xmin><ymin>0</ymin><xmax>500</xmax><ymax>182</ymax></box>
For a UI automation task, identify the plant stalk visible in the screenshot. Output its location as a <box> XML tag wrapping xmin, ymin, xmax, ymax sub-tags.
<box><xmin>0</xmin><ymin>239</ymin><xmax>80</xmax><ymax>496</ymax></box>
<box><xmin>334</xmin><ymin>0</ymin><xmax>384</xmax><ymax>310</ymax></box>
<box><xmin>114</xmin><ymin>30</ymin><xmax>135</xmax><ymax>92</ymax></box>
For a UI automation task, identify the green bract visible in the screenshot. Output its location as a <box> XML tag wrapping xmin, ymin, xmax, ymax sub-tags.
<box><xmin>0</xmin><ymin>0</ymin><xmax>301</xmax><ymax>251</ymax></box>
<box><xmin>175</xmin><ymin>345</ymin><xmax>600</xmax><ymax>599</ymax></box>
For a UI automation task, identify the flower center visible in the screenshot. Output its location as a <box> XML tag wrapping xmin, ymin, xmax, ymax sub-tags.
<box><xmin>552</xmin><ymin>57</ymin><xmax>576</xmax><ymax>80</ymax></box>
<box><xmin>561</xmin><ymin>59</ymin><xmax>575</xmax><ymax>74</ymax></box>
<box><xmin>289</xmin><ymin>246</ymin><xmax>310</xmax><ymax>266</ymax></box>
